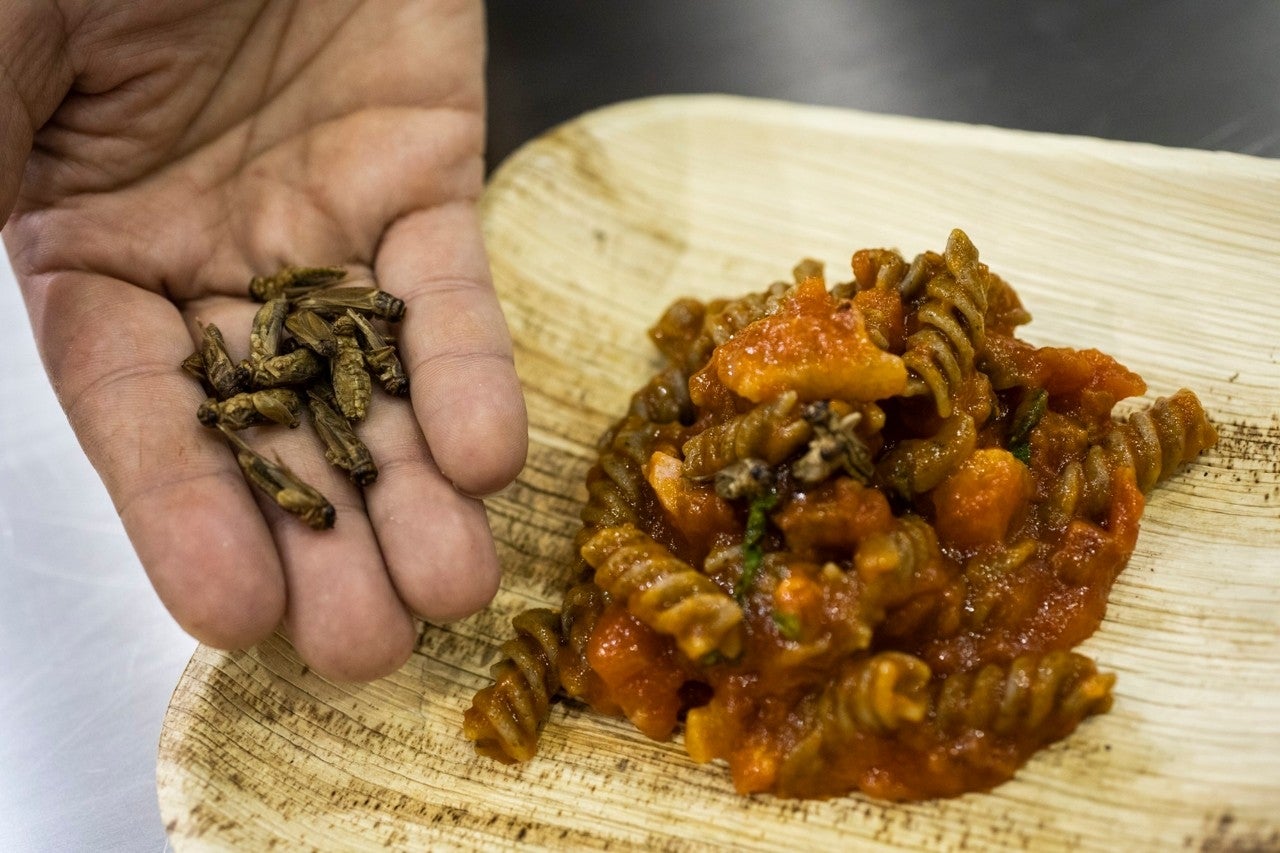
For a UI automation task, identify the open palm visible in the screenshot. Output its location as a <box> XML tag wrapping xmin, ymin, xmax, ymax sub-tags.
<box><xmin>3</xmin><ymin>0</ymin><xmax>525</xmax><ymax>679</ymax></box>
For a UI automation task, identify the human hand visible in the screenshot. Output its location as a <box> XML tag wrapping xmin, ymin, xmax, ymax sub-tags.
<box><xmin>2</xmin><ymin>0</ymin><xmax>526</xmax><ymax>680</ymax></box>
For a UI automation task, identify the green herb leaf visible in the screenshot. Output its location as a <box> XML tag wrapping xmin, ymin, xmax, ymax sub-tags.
<box><xmin>734</xmin><ymin>490</ymin><xmax>778</xmax><ymax>600</ymax></box>
<box><xmin>1007</xmin><ymin>388</ymin><xmax>1048</xmax><ymax>465</ymax></box>
<box><xmin>772</xmin><ymin>611</ymin><xmax>802</xmax><ymax>640</ymax></box>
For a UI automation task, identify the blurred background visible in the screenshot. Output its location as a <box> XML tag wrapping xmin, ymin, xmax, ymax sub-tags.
<box><xmin>2</xmin><ymin>2</ymin><xmax>1277</xmax><ymax>850</ymax></box>
<box><xmin>486</xmin><ymin>0</ymin><xmax>1280</xmax><ymax>170</ymax></box>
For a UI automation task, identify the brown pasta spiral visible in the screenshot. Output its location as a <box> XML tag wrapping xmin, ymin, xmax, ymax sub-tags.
<box><xmin>901</xmin><ymin>229</ymin><xmax>990</xmax><ymax>418</ymax></box>
<box><xmin>1104</xmin><ymin>388</ymin><xmax>1218</xmax><ymax>493</ymax></box>
<box><xmin>581</xmin><ymin>524</ymin><xmax>745</xmax><ymax>661</ymax></box>
<box><xmin>558</xmin><ymin>580</ymin><xmax>610</xmax><ymax>701</ymax></box>
<box><xmin>648</xmin><ymin>297</ymin><xmax>708</xmax><ymax>368</ymax></box>
<box><xmin>877</xmin><ymin>413</ymin><xmax>978</xmax><ymax>499</ymax></box>
<box><xmin>696</xmin><ymin>281</ymin><xmax>792</xmax><ymax>355</ymax></box>
<box><xmin>463</xmin><ymin>608</ymin><xmax>564</xmax><ymax>763</ymax></box>
<box><xmin>681</xmin><ymin>390</ymin><xmax>811</xmax><ymax>480</ymax></box>
<box><xmin>773</xmin><ymin>651</ymin><xmax>932</xmax><ymax>796</ymax></box>
<box><xmin>931</xmin><ymin>651</ymin><xmax>1114</xmax><ymax>738</ymax></box>
<box><xmin>896</xmin><ymin>250</ymin><xmax>946</xmax><ymax>301</ymax></box>
<box><xmin>1048</xmin><ymin>389</ymin><xmax>1218</xmax><ymax>523</ymax></box>
<box><xmin>856</xmin><ymin>513</ymin><xmax>971</xmax><ymax>642</ymax></box>
<box><xmin>578</xmin><ymin>416</ymin><xmax>672</xmax><ymax>547</ymax></box>
<box><xmin>628</xmin><ymin>365</ymin><xmax>693</xmax><ymax>425</ymax></box>
<box><xmin>821</xmin><ymin>652</ymin><xmax>934</xmax><ymax>736</ymax></box>
<box><xmin>962</xmin><ymin>539</ymin><xmax>1039</xmax><ymax>628</ymax></box>
<box><xmin>855</xmin><ymin>515</ymin><xmax>939</xmax><ymax>595</ymax></box>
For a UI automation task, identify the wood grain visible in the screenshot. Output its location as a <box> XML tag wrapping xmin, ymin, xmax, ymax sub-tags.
<box><xmin>157</xmin><ymin>96</ymin><xmax>1280</xmax><ymax>852</ymax></box>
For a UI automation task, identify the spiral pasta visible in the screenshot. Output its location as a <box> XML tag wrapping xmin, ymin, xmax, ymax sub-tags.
<box><xmin>465</xmin><ymin>229</ymin><xmax>1217</xmax><ymax>801</ymax></box>
<box><xmin>629</xmin><ymin>365</ymin><xmax>694</xmax><ymax>425</ymax></box>
<box><xmin>877</xmin><ymin>412</ymin><xmax>978</xmax><ymax>499</ymax></box>
<box><xmin>697</xmin><ymin>281</ymin><xmax>792</xmax><ymax>354</ymax></box>
<box><xmin>901</xmin><ymin>229</ymin><xmax>990</xmax><ymax>417</ymax></box>
<box><xmin>462</xmin><ymin>609</ymin><xmax>563</xmax><ymax>764</ymax></box>
<box><xmin>681</xmin><ymin>391</ymin><xmax>811</xmax><ymax>480</ymax></box>
<box><xmin>1046</xmin><ymin>389</ymin><xmax>1218</xmax><ymax>524</ymax></box>
<box><xmin>577</xmin><ymin>415</ymin><xmax>676</xmax><ymax>547</ymax></box>
<box><xmin>557</xmin><ymin>580</ymin><xmax>610</xmax><ymax>702</ymax></box>
<box><xmin>821</xmin><ymin>652</ymin><xmax>934</xmax><ymax>736</ymax></box>
<box><xmin>581</xmin><ymin>524</ymin><xmax>744</xmax><ymax>661</ymax></box>
<box><xmin>932</xmin><ymin>651</ymin><xmax>1114</xmax><ymax>737</ymax></box>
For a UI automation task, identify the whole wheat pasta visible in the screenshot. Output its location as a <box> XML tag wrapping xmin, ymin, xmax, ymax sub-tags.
<box><xmin>464</xmin><ymin>229</ymin><xmax>1217</xmax><ymax>801</ymax></box>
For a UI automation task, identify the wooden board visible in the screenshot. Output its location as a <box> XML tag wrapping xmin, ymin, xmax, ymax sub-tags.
<box><xmin>157</xmin><ymin>96</ymin><xmax>1280</xmax><ymax>851</ymax></box>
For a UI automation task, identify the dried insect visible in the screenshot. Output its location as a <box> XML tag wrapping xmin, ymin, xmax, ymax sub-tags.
<box><xmin>345</xmin><ymin>310</ymin><xmax>408</xmax><ymax>396</ymax></box>
<box><xmin>247</xmin><ymin>298</ymin><xmax>288</xmax><ymax>366</ymax></box>
<box><xmin>792</xmin><ymin>401</ymin><xmax>873</xmax><ymax>485</ymax></box>
<box><xmin>248</xmin><ymin>265</ymin><xmax>346</xmax><ymax>302</ymax></box>
<box><xmin>197</xmin><ymin>323</ymin><xmax>249</xmax><ymax>399</ymax></box>
<box><xmin>181</xmin><ymin>351</ymin><xmax>209</xmax><ymax>391</ymax></box>
<box><xmin>249</xmin><ymin>348</ymin><xmax>324</xmax><ymax>388</ymax></box>
<box><xmin>330</xmin><ymin>314</ymin><xmax>372</xmax><ymax>420</ymax></box>
<box><xmin>714</xmin><ymin>458</ymin><xmax>774</xmax><ymax>501</ymax></box>
<box><xmin>219</xmin><ymin>426</ymin><xmax>335</xmax><ymax>530</ymax></box>
<box><xmin>197</xmin><ymin>389</ymin><xmax>303</xmax><ymax>431</ymax></box>
<box><xmin>292</xmin><ymin>286</ymin><xmax>405</xmax><ymax>322</ymax></box>
<box><xmin>307</xmin><ymin>387</ymin><xmax>378</xmax><ymax>486</ymax></box>
<box><xmin>283</xmin><ymin>308</ymin><xmax>338</xmax><ymax>358</ymax></box>
<box><xmin>180</xmin><ymin>264</ymin><xmax>415</xmax><ymax>530</ymax></box>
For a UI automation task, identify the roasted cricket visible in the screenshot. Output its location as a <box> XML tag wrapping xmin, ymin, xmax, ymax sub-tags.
<box><xmin>330</xmin><ymin>314</ymin><xmax>372</xmax><ymax>421</ymax></box>
<box><xmin>219</xmin><ymin>426</ymin><xmax>335</xmax><ymax>530</ymax></box>
<box><xmin>198</xmin><ymin>323</ymin><xmax>248</xmax><ymax>399</ymax></box>
<box><xmin>284</xmin><ymin>308</ymin><xmax>338</xmax><ymax>358</ymax></box>
<box><xmin>247</xmin><ymin>298</ymin><xmax>288</xmax><ymax>367</ymax></box>
<box><xmin>346</xmin><ymin>309</ymin><xmax>408</xmax><ymax>396</ymax></box>
<box><xmin>293</xmin><ymin>286</ymin><xmax>406</xmax><ymax>322</ymax></box>
<box><xmin>308</xmin><ymin>387</ymin><xmax>378</xmax><ymax>486</ymax></box>
<box><xmin>249</xmin><ymin>265</ymin><xmax>347</xmax><ymax>302</ymax></box>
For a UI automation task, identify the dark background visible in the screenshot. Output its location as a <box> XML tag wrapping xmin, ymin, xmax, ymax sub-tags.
<box><xmin>486</xmin><ymin>0</ymin><xmax>1280</xmax><ymax>171</ymax></box>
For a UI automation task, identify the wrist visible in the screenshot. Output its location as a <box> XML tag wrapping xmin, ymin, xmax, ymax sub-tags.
<box><xmin>0</xmin><ymin>2</ymin><xmax>73</xmax><ymax>223</ymax></box>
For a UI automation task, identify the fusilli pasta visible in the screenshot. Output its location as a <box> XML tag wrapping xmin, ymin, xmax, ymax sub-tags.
<box><xmin>464</xmin><ymin>229</ymin><xmax>1217</xmax><ymax>801</ymax></box>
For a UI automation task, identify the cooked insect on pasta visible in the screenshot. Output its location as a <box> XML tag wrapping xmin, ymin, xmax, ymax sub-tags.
<box><xmin>465</xmin><ymin>229</ymin><xmax>1218</xmax><ymax>801</ymax></box>
<box><xmin>792</xmin><ymin>399</ymin><xmax>874</xmax><ymax>485</ymax></box>
<box><xmin>713</xmin><ymin>457</ymin><xmax>774</xmax><ymax>501</ymax></box>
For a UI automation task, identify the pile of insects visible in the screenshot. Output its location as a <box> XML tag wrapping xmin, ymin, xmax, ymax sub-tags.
<box><xmin>181</xmin><ymin>266</ymin><xmax>408</xmax><ymax>529</ymax></box>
